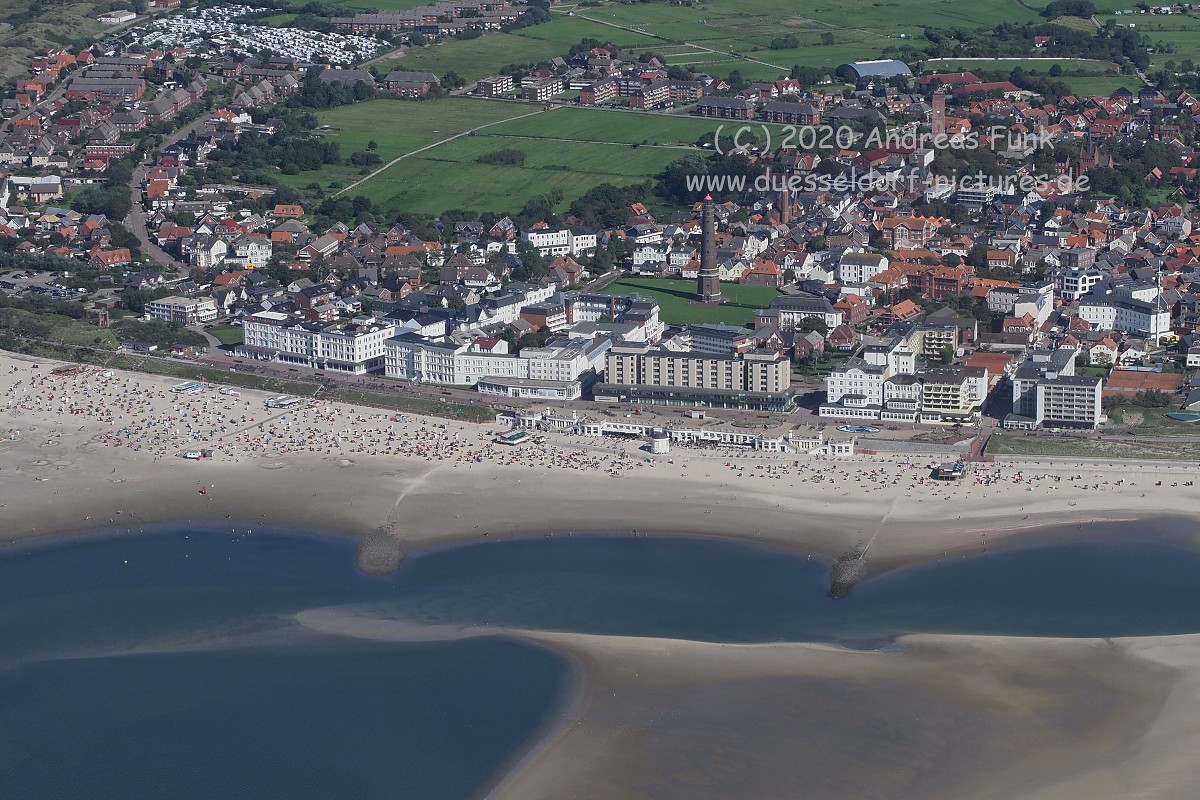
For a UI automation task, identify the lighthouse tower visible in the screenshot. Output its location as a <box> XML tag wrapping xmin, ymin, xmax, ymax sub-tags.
<box><xmin>697</xmin><ymin>195</ymin><xmax>721</xmax><ymax>304</ymax></box>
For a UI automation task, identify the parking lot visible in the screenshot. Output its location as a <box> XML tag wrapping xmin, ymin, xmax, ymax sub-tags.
<box><xmin>0</xmin><ymin>270</ymin><xmax>89</xmax><ymax>299</ymax></box>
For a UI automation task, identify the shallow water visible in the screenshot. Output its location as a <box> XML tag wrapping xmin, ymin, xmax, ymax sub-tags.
<box><xmin>2</xmin><ymin>522</ymin><xmax>1200</xmax><ymax>799</ymax></box>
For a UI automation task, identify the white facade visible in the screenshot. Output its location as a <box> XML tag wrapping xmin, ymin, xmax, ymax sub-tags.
<box><xmin>98</xmin><ymin>11</ymin><xmax>136</xmax><ymax>23</ymax></box>
<box><xmin>1013</xmin><ymin>282</ymin><xmax>1054</xmax><ymax>328</ymax></box>
<box><xmin>226</xmin><ymin>236</ymin><xmax>272</xmax><ymax>268</ymax></box>
<box><xmin>1057</xmin><ymin>268</ymin><xmax>1106</xmax><ymax>301</ymax></box>
<box><xmin>384</xmin><ymin>335</ymin><xmax>607</xmax><ymax>387</ymax></box>
<box><xmin>632</xmin><ymin>244</ymin><xmax>668</xmax><ymax>270</ymax></box>
<box><xmin>837</xmin><ymin>251</ymin><xmax>888</xmax><ymax>285</ymax></box>
<box><xmin>569</xmin><ymin>228</ymin><xmax>597</xmax><ymax>257</ymax></box>
<box><xmin>522</xmin><ymin>227</ymin><xmax>571</xmax><ymax>257</ymax></box>
<box><xmin>826</xmin><ymin>359</ymin><xmax>886</xmax><ymax>407</ymax></box>
<box><xmin>1035</xmin><ymin>377</ymin><xmax>1103</xmax><ymax>428</ymax></box>
<box><xmin>242</xmin><ymin>313</ymin><xmax>396</xmax><ymax>373</ymax></box>
<box><xmin>1077</xmin><ymin>294</ymin><xmax>1171</xmax><ymax>339</ymax></box>
<box><xmin>146</xmin><ymin>296</ymin><xmax>217</xmax><ymax>324</ymax></box>
<box><xmin>523</xmin><ymin>228</ymin><xmax>596</xmax><ymax>258</ymax></box>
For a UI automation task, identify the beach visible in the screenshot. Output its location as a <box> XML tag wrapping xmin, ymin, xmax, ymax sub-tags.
<box><xmin>4</xmin><ymin>349</ymin><xmax>1200</xmax><ymax>563</ymax></box>
<box><xmin>5</xmin><ymin>348</ymin><xmax>1200</xmax><ymax>800</ymax></box>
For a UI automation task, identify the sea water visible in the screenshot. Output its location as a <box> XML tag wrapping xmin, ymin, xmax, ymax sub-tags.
<box><xmin>3</xmin><ymin>522</ymin><xmax>1200</xmax><ymax>799</ymax></box>
<box><xmin>0</xmin><ymin>527</ymin><xmax>566</xmax><ymax>800</ymax></box>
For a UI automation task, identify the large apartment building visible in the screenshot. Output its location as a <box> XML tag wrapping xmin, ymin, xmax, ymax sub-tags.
<box><xmin>1007</xmin><ymin>348</ymin><xmax>1103</xmax><ymax>429</ymax></box>
<box><xmin>146</xmin><ymin>295</ymin><xmax>218</xmax><ymax>325</ymax></box>
<box><xmin>595</xmin><ymin>344</ymin><xmax>793</xmax><ymax>410</ymax></box>
<box><xmin>916</xmin><ymin>366</ymin><xmax>987</xmax><ymax>424</ymax></box>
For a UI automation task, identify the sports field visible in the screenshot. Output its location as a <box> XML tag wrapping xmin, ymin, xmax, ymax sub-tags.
<box><xmin>598</xmin><ymin>278</ymin><xmax>782</xmax><ymax>326</ymax></box>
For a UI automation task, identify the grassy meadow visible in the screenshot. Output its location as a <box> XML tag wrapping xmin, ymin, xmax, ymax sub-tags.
<box><xmin>273</xmin><ymin>97</ymin><xmax>537</xmax><ymax>191</ymax></box>
<box><xmin>598</xmin><ymin>278</ymin><xmax>782</xmax><ymax>326</ymax></box>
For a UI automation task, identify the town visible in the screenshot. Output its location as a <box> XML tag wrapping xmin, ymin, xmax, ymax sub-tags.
<box><xmin>9</xmin><ymin>3</ymin><xmax>1200</xmax><ymax>800</ymax></box>
<box><xmin>2</xmin><ymin>0</ymin><xmax>1200</xmax><ymax>463</ymax></box>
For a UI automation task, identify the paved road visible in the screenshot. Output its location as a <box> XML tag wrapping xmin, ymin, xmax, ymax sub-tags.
<box><xmin>125</xmin><ymin>113</ymin><xmax>212</xmax><ymax>274</ymax></box>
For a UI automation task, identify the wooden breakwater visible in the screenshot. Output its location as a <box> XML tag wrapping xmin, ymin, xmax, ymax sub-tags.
<box><xmin>829</xmin><ymin>541</ymin><xmax>868</xmax><ymax>599</ymax></box>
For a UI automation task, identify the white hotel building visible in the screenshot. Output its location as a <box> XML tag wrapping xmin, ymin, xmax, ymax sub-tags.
<box><xmin>521</xmin><ymin>227</ymin><xmax>598</xmax><ymax>258</ymax></box>
<box><xmin>384</xmin><ymin>333</ymin><xmax>609</xmax><ymax>397</ymax></box>
<box><xmin>240</xmin><ymin>312</ymin><xmax>396</xmax><ymax>374</ymax></box>
<box><xmin>1077</xmin><ymin>287</ymin><xmax>1172</xmax><ymax>340</ymax></box>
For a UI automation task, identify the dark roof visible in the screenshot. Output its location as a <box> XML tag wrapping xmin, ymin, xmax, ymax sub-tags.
<box><xmin>384</xmin><ymin>70</ymin><xmax>439</xmax><ymax>84</ymax></box>
<box><xmin>839</xmin><ymin>60</ymin><xmax>912</xmax><ymax>79</ymax></box>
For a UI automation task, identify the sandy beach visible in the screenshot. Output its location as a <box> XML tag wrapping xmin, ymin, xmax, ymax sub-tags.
<box><xmin>4</xmin><ymin>348</ymin><xmax>1200</xmax><ymax>565</ymax></box>
<box><xmin>5</xmin><ymin>348</ymin><xmax>1200</xmax><ymax>800</ymax></box>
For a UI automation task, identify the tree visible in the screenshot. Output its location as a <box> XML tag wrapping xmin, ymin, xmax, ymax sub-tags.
<box><xmin>797</xmin><ymin>317</ymin><xmax>829</xmax><ymax>337</ymax></box>
<box><xmin>367</xmin><ymin>140</ymin><xmax>378</xmax><ymax>151</ymax></box>
<box><xmin>940</xmin><ymin>344</ymin><xmax>955</xmax><ymax>365</ymax></box>
<box><xmin>820</xmin><ymin>32</ymin><xmax>836</xmax><ymax>46</ymax></box>
<box><xmin>808</xmin><ymin>235</ymin><xmax>827</xmax><ymax>251</ymax></box>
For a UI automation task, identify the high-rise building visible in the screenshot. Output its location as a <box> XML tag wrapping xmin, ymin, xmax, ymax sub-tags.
<box><xmin>697</xmin><ymin>196</ymin><xmax>722</xmax><ymax>304</ymax></box>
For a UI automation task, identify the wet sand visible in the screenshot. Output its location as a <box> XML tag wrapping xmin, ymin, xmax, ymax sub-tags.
<box><xmin>296</xmin><ymin>609</ymin><xmax>1197</xmax><ymax>800</ymax></box>
<box><xmin>491</xmin><ymin>631</ymin><xmax>1196</xmax><ymax>800</ymax></box>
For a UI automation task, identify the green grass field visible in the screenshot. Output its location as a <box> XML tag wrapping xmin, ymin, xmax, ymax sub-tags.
<box><xmin>1096</xmin><ymin>11</ymin><xmax>1200</xmax><ymax>67</ymax></box>
<box><xmin>485</xmin><ymin>106</ymin><xmax>751</xmax><ymax>146</ymax></box>
<box><xmin>257</xmin><ymin>12</ymin><xmax>297</xmax><ymax>26</ymax></box>
<box><xmin>355</xmin><ymin>134</ymin><xmax>687</xmax><ymax>216</ymax></box>
<box><xmin>599</xmin><ymin>277</ymin><xmax>782</xmax><ymax>325</ymax></box>
<box><xmin>987</xmin><ymin>431</ymin><xmax>1200</xmax><ymax>461</ymax></box>
<box><xmin>372</xmin><ymin>17</ymin><xmax>662</xmax><ymax>83</ymax></box>
<box><xmin>376</xmin><ymin>34</ymin><xmax>565</xmax><ymax>82</ymax></box>
<box><xmin>556</xmin><ymin>0</ymin><xmax>1052</xmax><ymax>78</ymax></box>
<box><xmin>273</xmin><ymin>98</ymin><xmax>537</xmax><ymax>191</ymax></box>
<box><xmin>511</xmin><ymin>15</ymin><xmax>663</xmax><ymax>49</ymax></box>
<box><xmin>925</xmin><ymin>58</ymin><xmax>1120</xmax><ymax>72</ymax></box>
<box><xmin>206</xmin><ymin>325</ymin><xmax>244</xmax><ymax>346</ymax></box>
<box><xmin>923</xmin><ymin>57</ymin><xmax>1134</xmax><ymax>97</ymax></box>
<box><xmin>322</xmin><ymin>102</ymin><xmax>751</xmax><ymax>216</ymax></box>
<box><xmin>337</xmin><ymin>0</ymin><xmax>434</xmax><ymax>9</ymax></box>
<box><xmin>1060</xmin><ymin>75</ymin><xmax>1142</xmax><ymax>98</ymax></box>
<box><xmin>109</xmin><ymin>356</ymin><xmax>322</xmax><ymax>397</ymax></box>
<box><xmin>352</xmin><ymin>0</ymin><xmax>1074</xmax><ymax>90</ymax></box>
